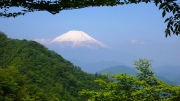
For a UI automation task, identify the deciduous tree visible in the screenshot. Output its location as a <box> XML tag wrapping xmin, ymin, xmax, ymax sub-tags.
<box><xmin>80</xmin><ymin>59</ymin><xmax>179</xmax><ymax>101</ymax></box>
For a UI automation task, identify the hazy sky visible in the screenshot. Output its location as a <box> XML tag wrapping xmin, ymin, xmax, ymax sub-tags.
<box><xmin>0</xmin><ymin>3</ymin><xmax>180</xmax><ymax>66</ymax></box>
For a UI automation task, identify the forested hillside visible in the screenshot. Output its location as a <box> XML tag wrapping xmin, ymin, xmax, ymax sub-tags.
<box><xmin>0</xmin><ymin>32</ymin><xmax>110</xmax><ymax>101</ymax></box>
<box><xmin>1</xmin><ymin>31</ymin><xmax>180</xmax><ymax>101</ymax></box>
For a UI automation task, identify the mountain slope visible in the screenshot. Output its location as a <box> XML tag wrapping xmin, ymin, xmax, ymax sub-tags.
<box><xmin>98</xmin><ymin>65</ymin><xmax>137</xmax><ymax>76</ymax></box>
<box><xmin>152</xmin><ymin>65</ymin><xmax>180</xmax><ymax>85</ymax></box>
<box><xmin>0</xmin><ymin>32</ymin><xmax>109</xmax><ymax>101</ymax></box>
<box><xmin>98</xmin><ymin>65</ymin><xmax>175</xmax><ymax>85</ymax></box>
<box><xmin>157</xmin><ymin>76</ymin><xmax>175</xmax><ymax>85</ymax></box>
<box><xmin>51</xmin><ymin>30</ymin><xmax>110</xmax><ymax>49</ymax></box>
<box><xmin>70</xmin><ymin>59</ymin><xmax>122</xmax><ymax>73</ymax></box>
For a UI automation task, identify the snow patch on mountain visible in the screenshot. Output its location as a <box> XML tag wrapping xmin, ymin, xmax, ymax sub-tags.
<box><xmin>51</xmin><ymin>30</ymin><xmax>110</xmax><ymax>49</ymax></box>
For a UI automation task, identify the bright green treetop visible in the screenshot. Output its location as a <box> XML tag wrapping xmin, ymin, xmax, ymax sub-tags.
<box><xmin>80</xmin><ymin>58</ymin><xmax>180</xmax><ymax>101</ymax></box>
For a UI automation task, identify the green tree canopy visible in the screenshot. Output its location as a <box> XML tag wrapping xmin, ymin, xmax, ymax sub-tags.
<box><xmin>0</xmin><ymin>0</ymin><xmax>180</xmax><ymax>37</ymax></box>
<box><xmin>80</xmin><ymin>59</ymin><xmax>180</xmax><ymax>101</ymax></box>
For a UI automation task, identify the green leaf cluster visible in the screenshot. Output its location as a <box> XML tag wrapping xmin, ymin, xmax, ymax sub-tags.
<box><xmin>80</xmin><ymin>59</ymin><xmax>180</xmax><ymax>101</ymax></box>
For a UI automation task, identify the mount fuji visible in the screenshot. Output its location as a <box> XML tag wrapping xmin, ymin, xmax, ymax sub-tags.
<box><xmin>51</xmin><ymin>30</ymin><xmax>110</xmax><ymax>49</ymax></box>
<box><xmin>35</xmin><ymin>30</ymin><xmax>167</xmax><ymax>73</ymax></box>
<box><xmin>41</xmin><ymin>30</ymin><xmax>139</xmax><ymax>73</ymax></box>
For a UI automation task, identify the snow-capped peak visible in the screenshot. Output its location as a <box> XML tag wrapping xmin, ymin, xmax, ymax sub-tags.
<box><xmin>51</xmin><ymin>30</ymin><xmax>110</xmax><ymax>49</ymax></box>
<box><xmin>52</xmin><ymin>30</ymin><xmax>96</xmax><ymax>42</ymax></box>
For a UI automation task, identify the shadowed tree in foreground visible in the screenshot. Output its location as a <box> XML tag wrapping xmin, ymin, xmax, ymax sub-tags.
<box><xmin>0</xmin><ymin>0</ymin><xmax>180</xmax><ymax>36</ymax></box>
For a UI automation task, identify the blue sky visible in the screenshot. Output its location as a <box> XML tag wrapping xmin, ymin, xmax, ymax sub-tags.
<box><xmin>0</xmin><ymin>3</ymin><xmax>180</xmax><ymax>66</ymax></box>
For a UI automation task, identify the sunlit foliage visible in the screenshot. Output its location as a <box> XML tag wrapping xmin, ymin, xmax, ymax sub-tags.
<box><xmin>80</xmin><ymin>59</ymin><xmax>180</xmax><ymax>101</ymax></box>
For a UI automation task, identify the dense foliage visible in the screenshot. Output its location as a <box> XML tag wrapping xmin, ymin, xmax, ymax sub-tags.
<box><xmin>1</xmin><ymin>31</ymin><xmax>180</xmax><ymax>101</ymax></box>
<box><xmin>0</xmin><ymin>31</ymin><xmax>110</xmax><ymax>101</ymax></box>
<box><xmin>80</xmin><ymin>59</ymin><xmax>180</xmax><ymax>101</ymax></box>
<box><xmin>0</xmin><ymin>0</ymin><xmax>180</xmax><ymax>36</ymax></box>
